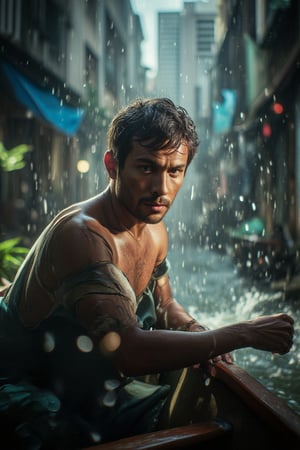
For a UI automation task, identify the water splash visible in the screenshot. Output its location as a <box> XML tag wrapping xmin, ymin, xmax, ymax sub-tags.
<box><xmin>167</xmin><ymin>244</ymin><xmax>300</xmax><ymax>414</ymax></box>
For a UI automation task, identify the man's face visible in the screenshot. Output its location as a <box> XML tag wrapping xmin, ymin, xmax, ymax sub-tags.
<box><xmin>114</xmin><ymin>140</ymin><xmax>189</xmax><ymax>224</ymax></box>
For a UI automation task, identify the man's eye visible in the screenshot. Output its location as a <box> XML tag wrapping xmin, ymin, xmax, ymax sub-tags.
<box><xmin>169</xmin><ymin>168</ymin><xmax>183</xmax><ymax>176</ymax></box>
<box><xmin>140</xmin><ymin>165</ymin><xmax>152</xmax><ymax>173</ymax></box>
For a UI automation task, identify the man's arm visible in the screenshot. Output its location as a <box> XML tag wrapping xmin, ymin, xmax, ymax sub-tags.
<box><xmin>111</xmin><ymin>313</ymin><xmax>294</xmax><ymax>376</ymax></box>
<box><xmin>73</xmin><ymin>273</ymin><xmax>293</xmax><ymax>377</ymax></box>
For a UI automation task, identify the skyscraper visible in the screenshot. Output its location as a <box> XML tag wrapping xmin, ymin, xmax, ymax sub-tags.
<box><xmin>157</xmin><ymin>12</ymin><xmax>181</xmax><ymax>104</ymax></box>
<box><xmin>157</xmin><ymin>1</ymin><xmax>217</xmax><ymax>127</ymax></box>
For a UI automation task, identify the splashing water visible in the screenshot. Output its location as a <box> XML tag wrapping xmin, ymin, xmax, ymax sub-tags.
<box><xmin>168</xmin><ymin>245</ymin><xmax>300</xmax><ymax>414</ymax></box>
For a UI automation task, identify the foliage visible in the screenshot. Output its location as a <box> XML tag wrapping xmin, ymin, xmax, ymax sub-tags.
<box><xmin>0</xmin><ymin>141</ymin><xmax>32</xmax><ymax>172</ymax></box>
<box><xmin>0</xmin><ymin>141</ymin><xmax>31</xmax><ymax>280</ymax></box>
<box><xmin>0</xmin><ymin>237</ymin><xmax>28</xmax><ymax>280</ymax></box>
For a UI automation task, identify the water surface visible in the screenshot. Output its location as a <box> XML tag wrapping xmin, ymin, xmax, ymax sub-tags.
<box><xmin>167</xmin><ymin>245</ymin><xmax>300</xmax><ymax>414</ymax></box>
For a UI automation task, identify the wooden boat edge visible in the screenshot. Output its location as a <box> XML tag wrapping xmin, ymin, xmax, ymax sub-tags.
<box><xmin>212</xmin><ymin>361</ymin><xmax>300</xmax><ymax>438</ymax></box>
<box><xmin>84</xmin><ymin>362</ymin><xmax>300</xmax><ymax>449</ymax></box>
<box><xmin>85</xmin><ymin>420</ymin><xmax>231</xmax><ymax>449</ymax></box>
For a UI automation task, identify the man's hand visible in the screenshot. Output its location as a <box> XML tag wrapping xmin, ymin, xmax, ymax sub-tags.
<box><xmin>247</xmin><ymin>313</ymin><xmax>294</xmax><ymax>355</ymax></box>
<box><xmin>211</xmin><ymin>353</ymin><xmax>233</xmax><ymax>364</ymax></box>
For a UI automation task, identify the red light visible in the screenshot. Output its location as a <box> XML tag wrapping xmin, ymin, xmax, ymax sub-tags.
<box><xmin>262</xmin><ymin>122</ymin><xmax>272</xmax><ymax>138</ymax></box>
<box><xmin>272</xmin><ymin>102</ymin><xmax>284</xmax><ymax>114</ymax></box>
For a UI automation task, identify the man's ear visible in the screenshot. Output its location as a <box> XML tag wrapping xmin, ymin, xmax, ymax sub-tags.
<box><xmin>104</xmin><ymin>151</ymin><xmax>117</xmax><ymax>179</ymax></box>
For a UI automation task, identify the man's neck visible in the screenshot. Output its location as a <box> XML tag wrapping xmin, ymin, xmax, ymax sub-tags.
<box><xmin>106</xmin><ymin>188</ymin><xmax>147</xmax><ymax>241</ymax></box>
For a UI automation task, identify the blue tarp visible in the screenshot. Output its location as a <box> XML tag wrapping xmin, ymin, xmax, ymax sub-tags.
<box><xmin>212</xmin><ymin>89</ymin><xmax>237</xmax><ymax>134</ymax></box>
<box><xmin>1</xmin><ymin>61</ymin><xmax>85</xmax><ymax>136</ymax></box>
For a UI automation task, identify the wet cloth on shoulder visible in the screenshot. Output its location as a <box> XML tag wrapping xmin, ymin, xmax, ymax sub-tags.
<box><xmin>53</xmin><ymin>261</ymin><xmax>138</xmax><ymax>337</ymax></box>
<box><xmin>52</xmin><ymin>257</ymin><xmax>170</xmax><ymax>335</ymax></box>
<box><xmin>0</xmin><ymin>258</ymin><xmax>171</xmax><ymax>448</ymax></box>
<box><xmin>52</xmin><ymin>257</ymin><xmax>170</xmax><ymax>334</ymax></box>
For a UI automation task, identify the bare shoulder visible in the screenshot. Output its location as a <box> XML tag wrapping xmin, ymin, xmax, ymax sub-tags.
<box><xmin>46</xmin><ymin>203</ymin><xmax>114</xmax><ymax>278</ymax></box>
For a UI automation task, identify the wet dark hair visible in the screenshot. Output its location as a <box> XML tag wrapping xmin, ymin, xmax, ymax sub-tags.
<box><xmin>107</xmin><ymin>97</ymin><xmax>199</xmax><ymax>169</ymax></box>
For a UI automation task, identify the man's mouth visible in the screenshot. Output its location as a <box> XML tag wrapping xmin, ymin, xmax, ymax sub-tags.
<box><xmin>143</xmin><ymin>200</ymin><xmax>169</xmax><ymax>213</ymax></box>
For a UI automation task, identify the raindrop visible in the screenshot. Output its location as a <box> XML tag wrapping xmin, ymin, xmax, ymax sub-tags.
<box><xmin>99</xmin><ymin>331</ymin><xmax>121</xmax><ymax>353</ymax></box>
<box><xmin>191</xmin><ymin>185</ymin><xmax>195</xmax><ymax>200</ymax></box>
<box><xmin>104</xmin><ymin>379</ymin><xmax>121</xmax><ymax>391</ymax></box>
<box><xmin>90</xmin><ymin>432</ymin><xmax>101</xmax><ymax>443</ymax></box>
<box><xmin>43</xmin><ymin>199</ymin><xmax>48</xmax><ymax>214</ymax></box>
<box><xmin>204</xmin><ymin>377</ymin><xmax>211</xmax><ymax>387</ymax></box>
<box><xmin>43</xmin><ymin>332</ymin><xmax>55</xmax><ymax>352</ymax></box>
<box><xmin>102</xmin><ymin>390</ymin><xmax>117</xmax><ymax>407</ymax></box>
<box><xmin>76</xmin><ymin>335</ymin><xmax>93</xmax><ymax>352</ymax></box>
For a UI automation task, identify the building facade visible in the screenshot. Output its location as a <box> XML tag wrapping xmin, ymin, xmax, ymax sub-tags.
<box><xmin>156</xmin><ymin>12</ymin><xmax>181</xmax><ymax>104</ymax></box>
<box><xmin>0</xmin><ymin>0</ymin><xmax>145</xmax><ymax>242</ymax></box>
<box><xmin>155</xmin><ymin>1</ymin><xmax>218</xmax><ymax>244</ymax></box>
<box><xmin>210</xmin><ymin>0</ymin><xmax>300</xmax><ymax>244</ymax></box>
<box><xmin>156</xmin><ymin>1</ymin><xmax>217</xmax><ymax>126</ymax></box>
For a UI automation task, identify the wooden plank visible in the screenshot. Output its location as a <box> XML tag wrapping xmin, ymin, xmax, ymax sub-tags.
<box><xmin>213</xmin><ymin>362</ymin><xmax>300</xmax><ymax>439</ymax></box>
<box><xmin>83</xmin><ymin>420</ymin><xmax>231</xmax><ymax>449</ymax></box>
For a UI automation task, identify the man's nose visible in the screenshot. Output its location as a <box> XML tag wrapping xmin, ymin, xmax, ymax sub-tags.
<box><xmin>151</xmin><ymin>172</ymin><xmax>168</xmax><ymax>197</ymax></box>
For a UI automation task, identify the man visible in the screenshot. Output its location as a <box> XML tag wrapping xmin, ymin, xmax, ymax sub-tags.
<box><xmin>0</xmin><ymin>98</ymin><xmax>294</xmax><ymax>448</ymax></box>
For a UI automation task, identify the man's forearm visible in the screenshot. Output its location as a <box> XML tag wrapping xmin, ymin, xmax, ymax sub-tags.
<box><xmin>113</xmin><ymin>323</ymin><xmax>248</xmax><ymax>376</ymax></box>
<box><xmin>110</xmin><ymin>313</ymin><xmax>293</xmax><ymax>377</ymax></box>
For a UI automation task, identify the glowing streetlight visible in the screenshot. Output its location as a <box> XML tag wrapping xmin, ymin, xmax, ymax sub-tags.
<box><xmin>77</xmin><ymin>159</ymin><xmax>90</xmax><ymax>173</ymax></box>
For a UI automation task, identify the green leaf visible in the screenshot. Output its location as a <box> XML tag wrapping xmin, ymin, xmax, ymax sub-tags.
<box><xmin>0</xmin><ymin>142</ymin><xmax>32</xmax><ymax>172</ymax></box>
<box><xmin>0</xmin><ymin>237</ymin><xmax>29</xmax><ymax>280</ymax></box>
